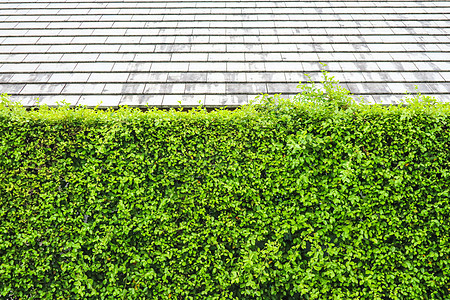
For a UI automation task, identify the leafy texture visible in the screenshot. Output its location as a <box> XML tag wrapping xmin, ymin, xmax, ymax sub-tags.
<box><xmin>0</xmin><ymin>88</ymin><xmax>449</xmax><ymax>299</ymax></box>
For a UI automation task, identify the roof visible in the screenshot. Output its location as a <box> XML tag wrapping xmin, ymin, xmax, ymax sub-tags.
<box><xmin>0</xmin><ymin>0</ymin><xmax>449</xmax><ymax>108</ymax></box>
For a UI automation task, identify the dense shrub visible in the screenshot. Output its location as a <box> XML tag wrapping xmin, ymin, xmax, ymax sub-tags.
<box><xmin>0</xmin><ymin>75</ymin><xmax>449</xmax><ymax>299</ymax></box>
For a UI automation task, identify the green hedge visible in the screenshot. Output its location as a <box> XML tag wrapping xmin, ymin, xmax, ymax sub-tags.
<box><xmin>1</xmin><ymin>81</ymin><xmax>450</xmax><ymax>299</ymax></box>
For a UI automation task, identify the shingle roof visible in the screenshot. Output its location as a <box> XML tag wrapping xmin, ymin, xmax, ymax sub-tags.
<box><xmin>0</xmin><ymin>0</ymin><xmax>449</xmax><ymax>107</ymax></box>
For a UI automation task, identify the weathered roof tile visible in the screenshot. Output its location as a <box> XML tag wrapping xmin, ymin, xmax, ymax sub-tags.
<box><xmin>0</xmin><ymin>0</ymin><xmax>449</xmax><ymax>107</ymax></box>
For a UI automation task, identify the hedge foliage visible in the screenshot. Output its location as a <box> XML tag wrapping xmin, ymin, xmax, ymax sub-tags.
<box><xmin>1</xmin><ymin>74</ymin><xmax>450</xmax><ymax>299</ymax></box>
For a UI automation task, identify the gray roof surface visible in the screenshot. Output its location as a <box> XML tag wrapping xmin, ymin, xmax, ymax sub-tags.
<box><xmin>0</xmin><ymin>0</ymin><xmax>449</xmax><ymax>107</ymax></box>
